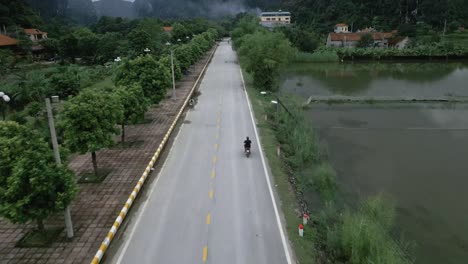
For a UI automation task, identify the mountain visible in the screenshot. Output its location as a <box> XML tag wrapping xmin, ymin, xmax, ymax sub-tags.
<box><xmin>25</xmin><ymin>0</ymin><xmax>68</xmax><ymax>18</ymax></box>
<box><xmin>134</xmin><ymin>0</ymin><xmax>153</xmax><ymax>17</ymax></box>
<box><xmin>93</xmin><ymin>0</ymin><xmax>137</xmax><ymax>18</ymax></box>
<box><xmin>282</xmin><ymin>0</ymin><xmax>468</xmax><ymax>32</ymax></box>
<box><xmin>67</xmin><ymin>0</ymin><xmax>97</xmax><ymax>24</ymax></box>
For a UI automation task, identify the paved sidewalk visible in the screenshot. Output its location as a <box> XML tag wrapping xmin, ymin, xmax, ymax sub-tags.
<box><xmin>0</xmin><ymin>46</ymin><xmax>216</xmax><ymax>264</ymax></box>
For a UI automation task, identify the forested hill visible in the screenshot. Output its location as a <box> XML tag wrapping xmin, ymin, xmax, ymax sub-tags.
<box><xmin>281</xmin><ymin>0</ymin><xmax>468</xmax><ymax>33</ymax></box>
<box><xmin>6</xmin><ymin>0</ymin><xmax>281</xmax><ymax>24</ymax></box>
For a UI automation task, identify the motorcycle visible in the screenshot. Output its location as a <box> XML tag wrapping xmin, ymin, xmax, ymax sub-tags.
<box><xmin>244</xmin><ymin>146</ymin><xmax>251</xmax><ymax>158</ymax></box>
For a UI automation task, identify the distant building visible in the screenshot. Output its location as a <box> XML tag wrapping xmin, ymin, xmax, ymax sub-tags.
<box><xmin>24</xmin><ymin>28</ymin><xmax>48</xmax><ymax>52</ymax></box>
<box><xmin>0</xmin><ymin>34</ymin><xmax>18</xmax><ymax>48</ymax></box>
<box><xmin>260</xmin><ymin>11</ymin><xmax>291</xmax><ymax>28</ymax></box>
<box><xmin>24</xmin><ymin>28</ymin><xmax>48</xmax><ymax>42</ymax></box>
<box><xmin>334</xmin><ymin>23</ymin><xmax>349</xmax><ymax>33</ymax></box>
<box><xmin>327</xmin><ymin>28</ymin><xmax>408</xmax><ymax>49</ymax></box>
<box><xmin>163</xmin><ymin>26</ymin><xmax>173</xmax><ymax>32</ymax></box>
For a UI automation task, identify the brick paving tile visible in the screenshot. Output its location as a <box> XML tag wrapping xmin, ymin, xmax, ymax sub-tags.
<box><xmin>0</xmin><ymin>46</ymin><xmax>217</xmax><ymax>264</ymax></box>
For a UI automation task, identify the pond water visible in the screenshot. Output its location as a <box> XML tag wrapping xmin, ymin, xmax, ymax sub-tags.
<box><xmin>280</xmin><ymin>62</ymin><xmax>468</xmax><ymax>264</ymax></box>
<box><xmin>281</xmin><ymin>62</ymin><xmax>468</xmax><ymax>99</ymax></box>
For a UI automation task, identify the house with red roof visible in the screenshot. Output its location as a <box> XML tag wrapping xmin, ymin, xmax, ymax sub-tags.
<box><xmin>24</xmin><ymin>28</ymin><xmax>48</xmax><ymax>52</ymax></box>
<box><xmin>0</xmin><ymin>34</ymin><xmax>18</xmax><ymax>48</ymax></box>
<box><xmin>24</xmin><ymin>28</ymin><xmax>48</xmax><ymax>42</ymax></box>
<box><xmin>327</xmin><ymin>24</ymin><xmax>408</xmax><ymax>48</ymax></box>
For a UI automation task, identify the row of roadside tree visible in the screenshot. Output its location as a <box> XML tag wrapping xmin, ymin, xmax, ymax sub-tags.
<box><xmin>0</xmin><ymin>26</ymin><xmax>218</xmax><ymax>232</ymax></box>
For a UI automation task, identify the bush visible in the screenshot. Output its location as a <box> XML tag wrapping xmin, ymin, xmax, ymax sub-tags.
<box><xmin>338</xmin><ymin>196</ymin><xmax>410</xmax><ymax>264</ymax></box>
<box><xmin>311</xmin><ymin>163</ymin><xmax>337</xmax><ymax>201</ymax></box>
<box><xmin>49</xmin><ymin>66</ymin><xmax>81</xmax><ymax>98</ymax></box>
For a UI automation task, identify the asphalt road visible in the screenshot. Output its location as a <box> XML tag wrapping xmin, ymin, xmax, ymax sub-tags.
<box><xmin>109</xmin><ymin>40</ymin><xmax>292</xmax><ymax>264</ymax></box>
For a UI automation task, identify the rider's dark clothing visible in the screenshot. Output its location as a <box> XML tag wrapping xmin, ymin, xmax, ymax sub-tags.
<box><xmin>244</xmin><ymin>139</ymin><xmax>252</xmax><ymax>148</ymax></box>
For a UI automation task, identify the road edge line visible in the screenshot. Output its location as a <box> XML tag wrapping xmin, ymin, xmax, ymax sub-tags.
<box><xmin>90</xmin><ymin>43</ymin><xmax>219</xmax><ymax>264</ymax></box>
<box><xmin>239</xmin><ymin>68</ymin><xmax>293</xmax><ymax>264</ymax></box>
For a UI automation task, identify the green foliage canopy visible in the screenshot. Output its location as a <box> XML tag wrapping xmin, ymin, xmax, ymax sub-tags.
<box><xmin>0</xmin><ymin>121</ymin><xmax>77</xmax><ymax>230</ymax></box>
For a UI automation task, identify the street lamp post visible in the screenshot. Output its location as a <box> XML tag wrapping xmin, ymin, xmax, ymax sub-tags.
<box><xmin>166</xmin><ymin>42</ymin><xmax>176</xmax><ymax>100</ymax></box>
<box><xmin>45</xmin><ymin>97</ymin><xmax>74</xmax><ymax>239</ymax></box>
<box><xmin>0</xmin><ymin>92</ymin><xmax>10</xmax><ymax>121</ymax></box>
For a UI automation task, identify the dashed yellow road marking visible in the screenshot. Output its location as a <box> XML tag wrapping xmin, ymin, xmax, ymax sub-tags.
<box><xmin>215</xmin><ymin>133</ymin><xmax>219</xmax><ymax>139</ymax></box>
<box><xmin>211</xmin><ymin>169</ymin><xmax>215</xmax><ymax>179</ymax></box>
<box><xmin>209</xmin><ymin>189</ymin><xmax>213</xmax><ymax>199</ymax></box>
<box><xmin>206</xmin><ymin>213</ymin><xmax>211</xmax><ymax>224</ymax></box>
<box><xmin>215</xmin><ymin>143</ymin><xmax>218</xmax><ymax>150</ymax></box>
<box><xmin>203</xmin><ymin>246</ymin><xmax>208</xmax><ymax>262</ymax></box>
<box><xmin>213</xmin><ymin>156</ymin><xmax>217</xmax><ymax>164</ymax></box>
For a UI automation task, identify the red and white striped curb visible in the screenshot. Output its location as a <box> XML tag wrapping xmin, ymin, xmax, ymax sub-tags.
<box><xmin>90</xmin><ymin>44</ymin><xmax>218</xmax><ymax>264</ymax></box>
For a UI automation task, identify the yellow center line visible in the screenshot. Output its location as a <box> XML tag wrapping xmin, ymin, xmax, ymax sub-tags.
<box><xmin>213</xmin><ymin>156</ymin><xmax>217</xmax><ymax>164</ymax></box>
<box><xmin>215</xmin><ymin>143</ymin><xmax>218</xmax><ymax>150</ymax></box>
<box><xmin>203</xmin><ymin>246</ymin><xmax>208</xmax><ymax>262</ymax></box>
<box><xmin>206</xmin><ymin>213</ymin><xmax>211</xmax><ymax>224</ymax></box>
<box><xmin>215</xmin><ymin>133</ymin><xmax>219</xmax><ymax>139</ymax></box>
<box><xmin>209</xmin><ymin>189</ymin><xmax>213</xmax><ymax>199</ymax></box>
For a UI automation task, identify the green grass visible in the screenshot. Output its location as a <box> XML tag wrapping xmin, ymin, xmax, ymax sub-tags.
<box><xmin>443</xmin><ymin>31</ymin><xmax>468</xmax><ymax>48</ymax></box>
<box><xmin>310</xmin><ymin>163</ymin><xmax>337</xmax><ymax>202</ymax></box>
<box><xmin>16</xmin><ymin>227</ymin><xmax>63</xmax><ymax>248</ymax></box>
<box><xmin>86</xmin><ymin>76</ymin><xmax>115</xmax><ymax>90</ymax></box>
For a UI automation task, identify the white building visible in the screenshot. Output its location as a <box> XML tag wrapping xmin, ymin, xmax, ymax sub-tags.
<box><xmin>334</xmin><ymin>23</ymin><xmax>349</xmax><ymax>33</ymax></box>
<box><xmin>260</xmin><ymin>11</ymin><xmax>291</xmax><ymax>28</ymax></box>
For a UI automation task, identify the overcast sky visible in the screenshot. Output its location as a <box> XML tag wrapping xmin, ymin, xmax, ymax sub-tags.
<box><xmin>91</xmin><ymin>0</ymin><xmax>135</xmax><ymax>2</ymax></box>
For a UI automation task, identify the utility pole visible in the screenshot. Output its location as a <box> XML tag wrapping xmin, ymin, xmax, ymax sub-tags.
<box><xmin>45</xmin><ymin>98</ymin><xmax>74</xmax><ymax>239</ymax></box>
<box><xmin>171</xmin><ymin>49</ymin><xmax>176</xmax><ymax>100</ymax></box>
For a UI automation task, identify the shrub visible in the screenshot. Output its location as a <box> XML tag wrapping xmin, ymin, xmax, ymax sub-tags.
<box><xmin>311</xmin><ymin>163</ymin><xmax>338</xmax><ymax>201</ymax></box>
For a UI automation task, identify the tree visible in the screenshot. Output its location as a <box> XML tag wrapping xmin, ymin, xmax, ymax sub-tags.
<box><xmin>174</xmin><ymin>44</ymin><xmax>196</xmax><ymax>71</ymax></box>
<box><xmin>357</xmin><ymin>33</ymin><xmax>374</xmax><ymax>47</ymax></box>
<box><xmin>115</xmin><ymin>84</ymin><xmax>149</xmax><ymax>143</ymax></box>
<box><xmin>128</xmin><ymin>29</ymin><xmax>153</xmax><ymax>57</ymax></box>
<box><xmin>114</xmin><ymin>55</ymin><xmax>171</xmax><ymax>103</ymax></box>
<box><xmin>59</xmin><ymin>33</ymin><xmax>78</xmax><ymax>63</ymax></box>
<box><xmin>73</xmin><ymin>27</ymin><xmax>99</xmax><ymax>62</ymax></box>
<box><xmin>42</xmin><ymin>38</ymin><xmax>60</xmax><ymax>59</ymax></box>
<box><xmin>96</xmin><ymin>32</ymin><xmax>124</xmax><ymax>64</ymax></box>
<box><xmin>238</xmin><ymin>31</ymin><xmax>295</xmax><ymax>91</ymax></box>
<box><xmin>172</xmin><ymin>22</ymin><xmax>189</xmax><ymax>41</ymax></box>
<box><xmin>61</xmin><ymin>89</ymin><xmax>123</xmax><ymax>176</ymax></box>
<box><xmin>279</xmin><ymin>26</ymin><xmax>320</xmax><ymax>52</ymax></box>
<box><xmin>0</xmin><ymin>121</ymin><xmax>77</xmax><ymax>231</ymax></box>
<box><xmin>0</xmin><ymin>50</ymin><xmax>16</xmax><ymax>74</ymax></box>
<box><xmin>159</xmin><ymin>54</ymin><xmax>182</xmax><ymax>80</ymax></box>
<box><xmin>49</xmin><ymin>66</ymin><xmax>81</xmax><ymax>98</ymax></box>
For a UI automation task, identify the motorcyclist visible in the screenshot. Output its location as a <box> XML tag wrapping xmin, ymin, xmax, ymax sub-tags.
<box><xmin>244</xmin><ymin>136</ymin><xmax>252</xmax><ymax>152</ymax></box>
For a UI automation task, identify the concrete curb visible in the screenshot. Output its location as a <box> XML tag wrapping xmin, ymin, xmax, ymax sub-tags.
<box><xmin>90</xmin><ymin>44</ymin><xmax>218</xmax><ymax>264</ymax></box>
